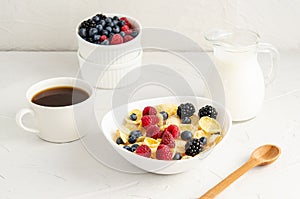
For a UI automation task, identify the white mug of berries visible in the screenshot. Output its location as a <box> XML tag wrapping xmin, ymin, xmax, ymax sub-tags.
<box><xmin>76</xmin><ymin>13</ymin><xmax>142</xmax><ymax>65</ymax></box>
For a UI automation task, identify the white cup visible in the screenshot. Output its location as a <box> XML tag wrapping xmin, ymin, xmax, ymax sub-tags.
<box><xmin>16</xmin><ymin>77</ymin><xmax>94</xmax><ymax>143</ymax></box>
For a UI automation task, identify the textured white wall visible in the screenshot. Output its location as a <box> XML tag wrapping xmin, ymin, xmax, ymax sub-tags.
<box><xmin>1</xmin><ymin>0</ymin><xmax>300</xmax><ymax>51</ymax></box>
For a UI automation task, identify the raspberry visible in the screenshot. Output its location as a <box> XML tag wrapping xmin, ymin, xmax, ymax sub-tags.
<box><xmin>121</xmin><ymin>25</ymin><xmax>130</xmax><ymax>32</ymax></box>
<box><xmin>156</xmin><ymin>144</ymin><xmax>172</xmax><ymax>160</ymax></box>
<box><xmin>125</xmin><ymin>29</ymin><xmax>133</xmax><ymax>35</ymax></box>
<box><xmin>146</xmin><ymin>125</ymin><xmax>160</xmax><ymax>137</ymax></box>
<box><xmin>161</xmin><ymin>131</ymin><xmax>175</xmax><ymax>148</ymax></box>
<box><xmin>166</xmin><ymin>124</ymin><xmax>180</xmax><ymax>139</ymax></box>
<box><xmin>110</xmin><ymin>34</ymin><xmax>123</xmax><ymax>45</ymax></box>
<box><xmin>120</xmin><ymin>17</ymin><xmax>131</xmax><ymax>27</ymax></box>
<box><xmin>100</xmin><ymin>35</ymin><xmax>107</xmax><ymax>42</ymax></box>
<box><xmin>142</xmin><ymin>106</ymin><xmax>157</xmax><ymax>116</ymax></box>
<box><xmin>141</xmin><ymin>115</ymin><xmax>159</xmax><ymax>127</ymax></box>
<box><xmin>124</xmin><ymin>35</ymin><xmax>133</xmax><ymax>42</ymax></box>
<box><xmin>151</xmin><ymin>130</ymin><xmax>163</xmax><ymax>139</ymax></box>
<box><xmin>136</xmin><ymin>144</ymin><xmax>151</xmax><ymax>158</ymax></box>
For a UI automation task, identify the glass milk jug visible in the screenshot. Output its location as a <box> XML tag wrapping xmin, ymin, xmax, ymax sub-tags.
<box><xmin>205</xmin><ymin>29</ymin><xmax>279</xmax><ymax>121</ymax></box>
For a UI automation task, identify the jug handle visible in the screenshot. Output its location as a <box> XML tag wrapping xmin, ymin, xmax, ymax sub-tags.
<box><xmin>257</xmin><ymin>43</ymin><xmax>280</xmax><ymax>85</ymax></box>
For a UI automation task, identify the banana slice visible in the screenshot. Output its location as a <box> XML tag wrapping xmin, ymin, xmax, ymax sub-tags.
<box><xmin>125</xmin><ymin>109</ymin><xmax>142</xmax><ymax>125</ymax></box>
<box><xmin>155</xmin><ymin>104</ymin><xmax>178</xmax><ymax>116</ymax></box>
<box><xmin>181</xmin><ymin>155</ymin><xmax>192</xmax><ymax>160</ymax></box>
<box><xmin>156</xmin><ymin>113</ymin><xmax>164</xmax><ymax>127</ymax></box>
<box><xmin>119</xmin><ymin>130</ymin><xmax>129</xmax><ymax>144</ymax></box>
<box><xmin>179</xmin><ymin>124</ymin><xmax>194</xmax><ymax>132</ymax></box>
<box><xmin>198</xmin><ymin>116</ymin><xmax>221</xmax><ymax>134</ymax></box>
<box><xmin>175</xmin><ymin>139</ymin><xmax>187</xmax><ymax>154</ymax></box>
<box><xmin>193</xmin><ymin>130</ymin><xmax>208</xmax><ymax>139</ymax></box>
<box><xmin>166</xmin><ymin>115</ymin><xmax>181</xmax><ymax>126</ymax></box>
<box><xmin>144</xmin><ymin>137</ymin><xmax>161</xmax><ymax>149</ymax></box>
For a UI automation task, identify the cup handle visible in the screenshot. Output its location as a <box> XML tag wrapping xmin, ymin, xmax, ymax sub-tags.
<box><xmin>16</xmin><ymin>108</ymin><xmax>39</xmax><ymax>134</ymax></box>
<box><xmin>257</xmin><ymin>42</ymin><xmax>280</xmax><ymax>85</ymax></box>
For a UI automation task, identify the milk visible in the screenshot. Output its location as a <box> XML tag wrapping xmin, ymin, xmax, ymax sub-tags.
<box><xmin>214</xmin><ymin>46</ymin><xmax>265</xmax><ymax>121</ymax></box>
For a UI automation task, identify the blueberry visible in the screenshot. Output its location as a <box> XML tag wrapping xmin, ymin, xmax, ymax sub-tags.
<box><xmin>116</xmin><ymin>137</ymin><xmax>124</xmax><ymax>145</ymax></box>
<box><xmin>131</xmin><ymin>30</ymin><xmax>139</xmax><ymax>37</ymax></box>
<box><xmin>159</xmin><ymin>111</ymin><xmax>168</xmax><ymax>120</ymax></box>
<box><xmin>101</xmin><ymin>30</ymin><xmax>109</xmax><ymax>36</ymax></box>
<box><xmin>181</xmin><ymin>117</ymin><xmax>191</xmax><ymax>124</ymax></box>
<box><xmin>123</xmin><ymin>145</ymin><xmax>131</xmax><ymax>151</ymax></box>
<box><xmin>129</xmin><ymin>113</ymin><xmax>137</xmax><ymax>121</ymax></box>
<box><xmin>109</xmin><ymin>33</ymin><xmax>114</xmax><ymax>38</ymax></box>
<box><xmin>172</xmin><ymin>153</ymin><xmax>182</xmax><ymax>160</ymax></box>
<box><xmin>99</xmin><ymin>20</ymin><xmax>106</xmax><ymax>27</ymax></box>
<box><xmin>105</xmin><ymin>26</ymin><xmax>112</xmax><ymax>33</ymax></box>
<box><xmin>87</xmin><ymin>37</ymin><xmax>94</xmax><ymax>43</ymax></box>
<box><xmin>113</xmin><ymin>16</ymin><xmax>119</xmax><ymax>21</ymax></box>
<box><xmin>100</xmin><ymin>40</ymin><xmax>109</xmax><ymax>45</ymax></box>
<box><xmin>93</xmin><ymin>34</ymin><xmax>100</xmax><ymax>41</ymax></box>
<box><xmin>92</xmin><ymin>15</ymin><xmax>100</xmax><ymax>22</ymax></box>
<box><xmin>105</xmin><ymin>17</ymin><xmax>112</xmax><ymax>23</ymax></box>
<box><xmin>113</xmin><ymin>26</ymin><xmax>120</xmax><ymax>33</ymax></box>
<box><xmin>108</xmin><ymin>22</ymin><xmax>115</xmax><ymax>27</ymax></box>
<box><xmin>96</xmin><ymin>24</ymin><xmax>103</xmax><ymax>32</ymax></box>
<box><xmin>89</xmin><ymin>22</ymin><xmax>96</xmax><ymax>28</ymax></box>
<box><xmin>88</xmin><ymin>28</ymin><xmax>98</xmax><ymax>37</ymax></box>
<box><xmin>131</xmin><ymin>144</ymin><xmax>139</xmax><ymax>152</ymax></box>
<box><xmin>128</xmin><ymin>135</ymin><xmax>137</xmax><ymax>144</ymax></box>
<box><xmin>181</xmin><ymin>130</ymin><xmax>193</xmax><ymax>141</ymax></box>
<box><xmin>120</xmin><ymin>31</ymin><xmax>126</xmax><ymax>37</ymax></box>
<box><xmin>113</xmin><ymin>20</ymin><xmax>119</xmax><ymax>26</ymax></box>
<box><xmin>130</xmin><ymin>130</ymin><xmax>142</xmax><ymax>138</ymax></box>
<box><xmin>87</xmin><ymin>19</ymin><xmax>93</xmax><ymax>24</ymax></box>
<box><xmin>79</xmin><ymin>22</ymin><xmax>88</xmax><ymax>29</ymax></box>
<box><xmin>118</xmin><ymin>20</ymin><xmax>126</xmax><ymax>26</ymax></box>
<box><xmin>78</xmin><ymin>28</ymin><xmax>87</xmax><ymax>38</ymax></box>
<box><xmin>98</xmin><ymin>14</ymin><xmax>106</xmax><ymax>20</ymax></box>
<box><xmin>199</xmin><ymin>137</ymin><xmax>207</xmax><ymax>145</ymax></box>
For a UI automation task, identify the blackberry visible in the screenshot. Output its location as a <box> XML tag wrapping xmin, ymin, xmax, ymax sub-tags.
<box><xmin>177</xmin><ymin>103</ymin><xmax>195</xmax><ymax>118</ymax></box>
<box><xmin>185</xmin><ymin>138</ymin><xmax>203</xmax><ymax>157</ymax></box>
<box><xmin>198</xmin><ymin>105</ymin><xmax>218</xmax><ymax>119</ymax></box>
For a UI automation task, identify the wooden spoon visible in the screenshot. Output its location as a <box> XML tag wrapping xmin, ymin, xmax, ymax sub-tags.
<box><xmin>199</xmin><ymin>144</ymin><xmax>281</xmax><ymax>199</ymax></box>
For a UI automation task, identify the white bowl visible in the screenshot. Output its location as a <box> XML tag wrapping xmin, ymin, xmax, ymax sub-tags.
<box><xmin>77</xmin><ymin>50</ymin><xmax>142</xmax><ymax>89</ymax></box>
<box><xmin>76</xmin><ymin>13</ymin><xmax>142</xmax><ymax>64</ymax></box>
<box><xmin>101</xmin><ymin>96</ymin><xmax>232</xmax><ymax>174</ymax></box>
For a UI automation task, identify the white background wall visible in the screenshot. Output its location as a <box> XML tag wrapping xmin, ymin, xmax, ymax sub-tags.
<box><xmin>1</xmin><ymin>0</ymin><xmax>300</xmax><ymax>51</ymax></box>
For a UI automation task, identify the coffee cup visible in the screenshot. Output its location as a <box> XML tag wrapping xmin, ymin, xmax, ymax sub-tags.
<box><xmin>16</xmin><ymin>77</ymin><xmax>94</xmax><ymax>143</ymax></box>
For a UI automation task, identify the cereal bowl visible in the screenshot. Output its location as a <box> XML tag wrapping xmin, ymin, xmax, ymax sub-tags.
<box><xmin>100</xmin><ymin>96</ymin><xmax>232</xmax><ymax>174</ymax></box>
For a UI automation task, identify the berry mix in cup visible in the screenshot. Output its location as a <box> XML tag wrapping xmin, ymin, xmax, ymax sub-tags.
<box><xmin>113</xmin><ymin>103</ymin><xmax>223</xmax><ymax>160</ymax></box>
<box><xmin>78</xmin><ymin>13</ymin><xmax>139</xmax><ymax>45</ymax></box>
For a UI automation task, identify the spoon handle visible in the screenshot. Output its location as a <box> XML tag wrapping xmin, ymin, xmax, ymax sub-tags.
<box><xmin>199</xmin><ymin>159</ymin><xmax>258</xmax><ymax>199</ymax></box>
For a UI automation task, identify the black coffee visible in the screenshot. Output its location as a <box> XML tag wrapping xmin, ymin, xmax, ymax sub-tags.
<box><xmin>32</xmin><ymin>86</ymin><xmax>89</xmax><ymax>107</ymax></box>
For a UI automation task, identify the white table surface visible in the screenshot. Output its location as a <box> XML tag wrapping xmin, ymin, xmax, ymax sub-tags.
<box><xmin>0</xmin><ymin>51</ymin><xmax>300</xmax><ymax>199</ymax></box>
